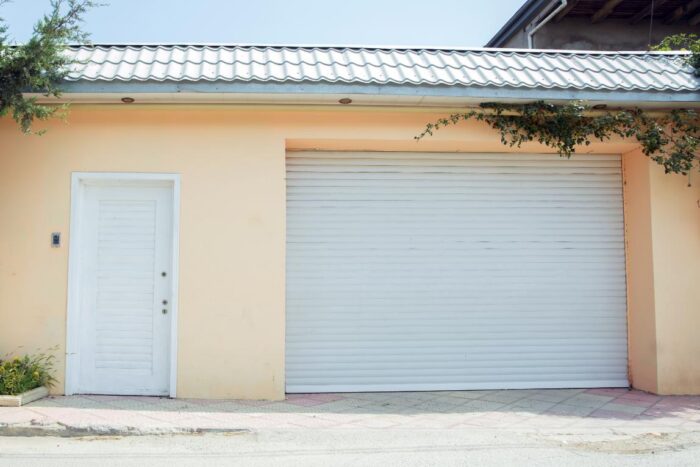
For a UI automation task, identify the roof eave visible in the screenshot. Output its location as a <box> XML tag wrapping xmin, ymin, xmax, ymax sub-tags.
<box><xmin>46</xmin><ymin>80</ymin><xmax>700</xmax><ymax>107</ymax></box>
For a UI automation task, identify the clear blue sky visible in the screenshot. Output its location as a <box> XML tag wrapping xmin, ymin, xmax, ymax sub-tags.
<box><xmin>1</xmin><ymin>0</ymin><xmax>525</xmax><ymax>47</ymax></box>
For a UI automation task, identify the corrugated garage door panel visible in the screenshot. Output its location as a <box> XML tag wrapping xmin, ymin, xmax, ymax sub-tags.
<box><xmin>285</xmin><ymin>152</ymin><xmax>628</xmax><ymax>392</ymax></box>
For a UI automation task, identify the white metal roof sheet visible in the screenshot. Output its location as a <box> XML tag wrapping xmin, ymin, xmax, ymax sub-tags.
<box><xmin>65</xmin><ymin>45</ymin><xmax>700</xmax><ymax>93</ymax></box>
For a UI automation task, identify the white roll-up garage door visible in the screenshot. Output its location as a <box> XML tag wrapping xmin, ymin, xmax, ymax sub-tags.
<box><xmin>286</xmin><ymin>152</ymin><xmax>628</xmax><ymax>393</ymax></box>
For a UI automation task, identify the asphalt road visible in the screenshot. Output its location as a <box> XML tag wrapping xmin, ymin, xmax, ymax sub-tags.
<box><xmin>1</xmin><ymin>429</ymin><xmax>699</xmax><ymax>466</ymax></box>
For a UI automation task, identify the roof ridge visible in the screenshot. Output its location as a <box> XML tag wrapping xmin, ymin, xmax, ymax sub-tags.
<box><xmin>65</xmin><ymin>43</ymin><xmax>693</xmax><ymax>56</ymax></box>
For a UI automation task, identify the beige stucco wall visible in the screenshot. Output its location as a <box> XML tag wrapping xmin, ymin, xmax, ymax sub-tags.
<box><xmin>1</xmin><ymin>105</ymin><xmax>698</xmax><ymax>398</ymax></box>
<box><xmin>622</xmin><ymin>149</ymin><xmax>658</xmax><ymax>394</ymax></box>
<box><xmin>623</xmin><ymin>147</ymin><xmax>700</xmax><ymax>395</ymax></box>
<box><xmin>649</xmin><ymin>158</ymin><xmax>700</xmax><ymax>395</ymax></box>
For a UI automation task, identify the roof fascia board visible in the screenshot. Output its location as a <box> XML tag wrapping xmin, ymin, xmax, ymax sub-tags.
<box><xmin>54</xmin><ymin>81</ymin><xmax>699</xmax><ymax>105</ymax></box>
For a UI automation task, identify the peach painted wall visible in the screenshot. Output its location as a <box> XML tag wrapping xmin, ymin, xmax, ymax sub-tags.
<box><xmin>622</xmin><ymin>149</ymin><xmax>658</xmax><ymax>394</ymax></box>
<box><xmin>0</xmin><ymin>105</ymin><xmax>696</xmax><ymax>398</ymax></box>
<box><xmin>623</xmin><ymin>147</ymin><xmax>700</xmax><ymax>395</ymax></box>
<box><xmin>649</xmin><ymin>159</ymin><xmax>700</xmax><ymax>394</ymax></box>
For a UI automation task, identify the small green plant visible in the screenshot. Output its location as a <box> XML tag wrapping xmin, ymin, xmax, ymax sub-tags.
<box><xmin>0</xmin><ymin>351</ymin><xmax>56</xmax><ymax>395</ymax></box>
<box><xmin>652</xmin><ymin>33</ymin><xmax>700</xmax><ymax>75</ymax></box>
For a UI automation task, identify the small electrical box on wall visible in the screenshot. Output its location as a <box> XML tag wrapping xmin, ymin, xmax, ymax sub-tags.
<box><xmin>51</xmin><ymin>232</ymin><xmax>61</xmax><ymax>248</ymax></box>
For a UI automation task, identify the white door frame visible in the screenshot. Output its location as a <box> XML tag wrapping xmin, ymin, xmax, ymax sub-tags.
<box><xmin>65</xmin><ymin>172</ymin><xmax>181</xmax><ymax>397</ymax></box>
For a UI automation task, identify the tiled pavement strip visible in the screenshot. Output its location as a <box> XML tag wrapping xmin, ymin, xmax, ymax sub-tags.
<box><xmin>1</xmin><ymin>388</ymin><xmax>699</xmax><ymax>434</ymax></box>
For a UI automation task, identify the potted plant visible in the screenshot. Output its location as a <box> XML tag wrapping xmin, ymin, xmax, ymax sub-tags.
<box><xmin>0</xmin><ymin>351</ymin><xmax>56</xmax><ymax>407</ymax></box>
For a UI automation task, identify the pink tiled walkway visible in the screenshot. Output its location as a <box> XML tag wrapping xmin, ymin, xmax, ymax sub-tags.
<box><xmin>1</xmin><ymin>388</ymin><xmax>699</xmax><ymax>434</ymax></box>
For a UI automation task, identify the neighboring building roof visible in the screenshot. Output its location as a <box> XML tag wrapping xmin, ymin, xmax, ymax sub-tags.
<box><xmin>486</xmin><ymin>0</ymin><xmax>553</xmax><ymax>48</ymax></box>
<box><xmin>487</xmin><ymin>0</ymin><xmax>699</xmax><ymax>48</ymax></box>
<box><xmin>59</xmin><ymin>45</ymin><xmax>699</xmax><ymax>105</ymax></box>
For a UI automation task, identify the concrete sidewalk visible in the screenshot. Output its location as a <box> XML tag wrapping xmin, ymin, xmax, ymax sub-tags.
<box><xmin>0</xmin><ymin>388</ymin><xmax>699</xmax><ymax>436</ymax></box>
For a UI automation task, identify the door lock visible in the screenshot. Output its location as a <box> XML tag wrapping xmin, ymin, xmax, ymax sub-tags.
<box><xmin>162</xmin><ymin>309</ymin><xmax>168</xmax><ymax>315</ymax></box>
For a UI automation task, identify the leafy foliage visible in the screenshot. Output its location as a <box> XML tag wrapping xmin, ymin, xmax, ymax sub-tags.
<box><xmin>0</xmin><ymin>351</ymin><xmax>56</xmax><ymax>395</ymax></box>
<box><xmin>0</xmin><ymin>0</ymin><xmax>97</xmax><ymax>134</ymax></box>
<box><xmin>652</xmin><ymin>33</ymin><xmax>700</xmax><ymax>75</ymax></box>
<box><xmin>417</xmin><ymin>101</ymin><xmax>699</xmax><ymax>175</ymax></box>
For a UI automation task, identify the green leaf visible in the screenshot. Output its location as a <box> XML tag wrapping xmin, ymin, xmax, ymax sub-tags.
<box><xmin>417</xmin><ymin>101</ymin><xmax>699</xmax><ymax>176</ymax></box>
<box><xmin>0</xmin><ymin>0</ymin><xmax>99</xmax><ymax>134</ymax></box>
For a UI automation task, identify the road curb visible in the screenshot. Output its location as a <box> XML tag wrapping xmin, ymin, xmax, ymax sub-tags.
<box><xmin>0</xmin><ymin>422</ymin><xmax>250</xmax><ymax>438</ymax></box>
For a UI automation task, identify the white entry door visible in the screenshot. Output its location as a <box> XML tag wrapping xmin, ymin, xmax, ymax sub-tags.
<box><xmin>71</xmin><ymin>179</ymin><xmax>175</xmax><ymax>396</ymax></box>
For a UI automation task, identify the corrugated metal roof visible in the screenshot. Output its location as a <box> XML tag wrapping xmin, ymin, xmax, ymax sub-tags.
<box><xmin>65</xmin><ymin>45</ymin><xmax>699</xmax><ymax>93</ymax></box>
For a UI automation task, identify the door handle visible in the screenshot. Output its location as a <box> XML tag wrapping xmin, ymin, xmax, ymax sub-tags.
<box><xmin>162</xmin><ymin>309</ymin><xmax>168</xmax><ymax>315</ymax></box>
